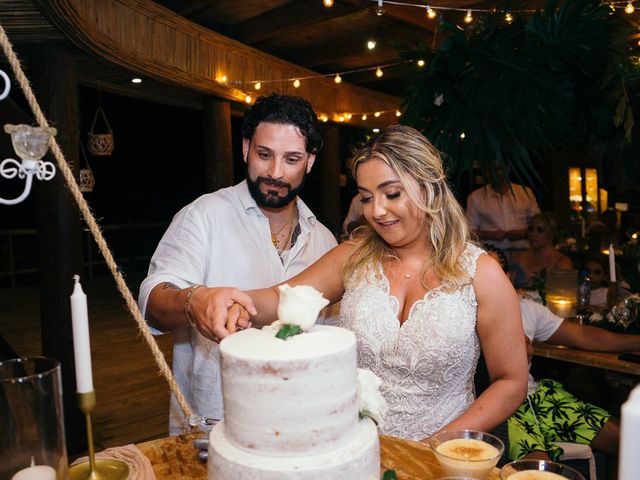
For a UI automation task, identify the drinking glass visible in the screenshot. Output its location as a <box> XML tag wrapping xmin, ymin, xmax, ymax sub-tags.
<box><xmin>0</xmin><ymin>357</ymin><xmax>68</xmax><ymax>479</ymax></box>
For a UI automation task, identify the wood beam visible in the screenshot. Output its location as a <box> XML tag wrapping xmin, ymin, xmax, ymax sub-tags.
<box><xmin>232</xmin><ymin>0</ymin><xmax>360</xmax><ymax>45</ymax></box>
<box><xmin>34</xmin><ymin>0</ymin><xmax>400</xmax><ymax>129</ymax></box>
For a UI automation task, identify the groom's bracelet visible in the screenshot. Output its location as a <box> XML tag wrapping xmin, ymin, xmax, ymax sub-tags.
<box><xmin>184</xmin><ymin>284</ymin><xmax>205</xmax><ymax>328</ymax></box>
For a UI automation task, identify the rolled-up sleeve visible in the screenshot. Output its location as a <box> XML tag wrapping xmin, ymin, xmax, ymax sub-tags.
<box><xmin>138</xmin><ymin>205</ymin><xmax>210</xmax><ymax>324</ymax></box>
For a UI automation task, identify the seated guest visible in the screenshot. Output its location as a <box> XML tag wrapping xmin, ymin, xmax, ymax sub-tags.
<box><xmin>511</xmin><ymin>212</ymin><xmax>573</xmax><ymax>288</ymax></box>
<box><xmin>486</xmin><ymin>247</ymin><xmax>640</xmax><ymax>462</ymax></box>
<box><xmin>204</xmin><ymin>125</ymin><xmax>529</xmax><ymax>442</ymax></box>
<box><xmin>583</xmin><ymin>257</ymin><xmax>631</xmax><ymax>307</ymax></box>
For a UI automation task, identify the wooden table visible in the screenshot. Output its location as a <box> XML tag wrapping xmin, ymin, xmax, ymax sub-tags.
<box><xmin>533</xmin><ymin>343</ymin><xmax>640</xmax><ymax>376</ymax></box>
<box><xmin>137</xmin><ymin>433</ymin><xmax>501</xmax><ymax>480</ymax></box>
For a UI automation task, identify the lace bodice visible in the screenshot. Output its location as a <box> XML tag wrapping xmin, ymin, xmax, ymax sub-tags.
<box><xmin>337</xmin><ymin>243</ymin><xmax>483</xmax><ymax>441</ymax></box>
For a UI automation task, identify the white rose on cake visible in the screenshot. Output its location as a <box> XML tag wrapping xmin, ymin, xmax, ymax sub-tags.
<box><xmin>357</xmin><ymin>368</ymin><xmax>387</xmax><ymax>426</ymax></box>
<box><xmin>277</xmin><ymin>284</ymin><xmax>330</xmax><ymax>331</ymax></box>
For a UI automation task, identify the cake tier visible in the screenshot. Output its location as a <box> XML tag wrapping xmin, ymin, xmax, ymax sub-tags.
<box><xmin>208</xmin><ymin>418</ymin><xmax>380</xmax><ymax>480</ymax></box>
<box><xmin>219</xmin><ymin>325</ymin><xmax>358</xmax><ymax>456</ymax></box>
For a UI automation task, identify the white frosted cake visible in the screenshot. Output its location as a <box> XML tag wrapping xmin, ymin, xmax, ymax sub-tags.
<box><xmin>207</xmin><ymin>325</ymin><xmax>380</xmax><ymax>479</ymax></box>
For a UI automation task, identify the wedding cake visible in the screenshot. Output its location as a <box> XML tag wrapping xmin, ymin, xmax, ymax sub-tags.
<box><xmin>207</xmin><ymin>286</ymin><xmax>381</xmax><ymax>479</ymax></box>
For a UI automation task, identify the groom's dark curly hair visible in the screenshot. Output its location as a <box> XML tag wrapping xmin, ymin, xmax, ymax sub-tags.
<box><xmin>242</xmin><ymin>93</ymin><xmax>323</xmax><ymax>154</ymax></box>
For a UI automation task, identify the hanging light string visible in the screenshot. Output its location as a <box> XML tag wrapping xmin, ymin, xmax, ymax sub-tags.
<box><xmin>226</xmin><ymin>59</ymin><xmax>413</xmax><ymax>89</ymax></box>
<box><xmin>364</xmin><ymin>0</ymin><xmax>637</xmax><ymax>15</ymax></box>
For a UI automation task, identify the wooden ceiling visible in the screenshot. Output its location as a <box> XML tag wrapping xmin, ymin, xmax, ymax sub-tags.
<box><xmin>0</xmin><ymin>0</ymin><xmax>557</xmax><ymax>114</ymax></box>
<box><xmin>151</xmin><ymin>0</ymin><xmax>492</xmax><ymax>97</ymax></box>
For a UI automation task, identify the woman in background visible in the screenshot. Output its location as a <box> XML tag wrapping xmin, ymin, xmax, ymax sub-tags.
<box><xmin>511</xmin><ymin>212</ymin><xmax>573</xmax><ymax>288</ymax></box>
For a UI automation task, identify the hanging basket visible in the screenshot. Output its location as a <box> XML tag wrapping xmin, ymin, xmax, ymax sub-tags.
<box><xmin>79</xmin><ymin>142</ymin><xmax>95</xmax><ymax>192</ymax></box>
<box><xmin>87</xmin><ymin>106</ymin><xmax>114</xmax><ymax>156</ymax></box>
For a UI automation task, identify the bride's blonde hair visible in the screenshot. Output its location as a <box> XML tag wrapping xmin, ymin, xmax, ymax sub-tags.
<box><xmin>342</xmin><ymin>125</ymin><xmax>470</xmax><ymax>289</ymax></box>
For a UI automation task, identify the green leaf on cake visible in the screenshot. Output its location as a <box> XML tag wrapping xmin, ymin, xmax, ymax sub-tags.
<box><xmin>275</xmin><ymin>323</ymin><xmax>303</xmax><ymax>340</ymax></box>
<box><xmin>382</xmin><ymin>470</ymin><xmax>398</xmax><ymax>480</ymax></box>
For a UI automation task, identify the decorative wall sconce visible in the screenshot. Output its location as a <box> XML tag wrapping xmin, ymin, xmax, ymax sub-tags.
<box><xmin>0</xmin><ymin>123</ymin><xmax>57</xmax><ymax>205</ymax></box>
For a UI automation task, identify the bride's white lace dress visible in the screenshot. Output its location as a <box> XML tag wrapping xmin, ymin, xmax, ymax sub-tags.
<box><xmin>338</xmin><ymin>243</ymin><xmax>483</xmax><ymax>441</ymax></box>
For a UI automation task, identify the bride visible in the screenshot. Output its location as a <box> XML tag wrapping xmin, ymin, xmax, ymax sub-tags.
<box><xmin>199</xmin><ymin>125</ymin><xmax>527</xmax><ymax>442</ymax></box>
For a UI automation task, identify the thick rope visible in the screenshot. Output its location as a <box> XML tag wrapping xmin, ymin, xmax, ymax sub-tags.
<box><xmin>0</xmin><ymin>25</ymin><xmax>195</xmax><ymax>423</ymax></box>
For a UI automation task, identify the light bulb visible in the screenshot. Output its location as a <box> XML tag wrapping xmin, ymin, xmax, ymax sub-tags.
<box><xmin>376</xmin><ymin>0</ymin><xmax>384</xmax><ymax>16</ymax></box>
<box><xmin>293</xmin><ymin>79</ymin><xmax>301</xmax><ymax>88</ymax></box>
<box><xmin>427</xmin><ymin>7</ymin><xmax>437</xmax><ymax>19</ymax></box>
<box><xmin>367</xmin><ymin>40</ymin><xmax>376</xmax><ymax>50</ymax></box>
<box><xmin>505</xmin><ymin>12</ymin><xmax>513</xmax><ymax>23</ymax></box>
<box><xmin>396</xmin><ymin>110</ymin><xmax>401</xmax><ymax>117</ymax></box>
<box><xmin>254</xmin><ymin>81</ymin><xmax>261</xmax><ymax>90</ymax></box>
<box><xmin>417</xmin><ymin>59</ymin><xmax>425</xmax><ymax>67</ymax></box>
<box><xmin>338</xmin><ymin>115</ymin><xmax>345</xmax><ymax>122</ymax></box>
<box><xmin>345</xmin><ymin>113</ymin><xmax>352</xmax><ymax>120</ymax></box>
<box><xmin>373</xmin><ymin>128</ymin><xmax>380</xmax><ymax>133</ymax></box>
<box><xmin>334</xmin><ymin>74</ymin><xmax>342</xmax><ymax>84</ymax></box>
<box><xmin>131</xmin><ymin>77</ymin><xmax>142</xmax><ymax>84</ymax></box>
<box><xmin>375</xmin><ymin>67</ymin><xmax>383</xmax><ymax>78</ymax></box>
<box><xmin>217</xmin><ymin>75</ymin><xmax>227</xmax><ymax>83</ymax></box>
<box><xmin>464</xmin><ymin>10</ymin><xmax>473</xmax><ymax>23</ymax></box>
<box><xmin>374</xmin><ymin>111</ymin><xmax>381</xmax><ymax>117</ymax></box>
<box><xmin>320</xmin><ymin>114</ymin><xmax>328</xmax><ymax>123</ymax></box>
<box><xmin>245</xmin><ymin>95</ymin><xmax>252</xmax><ymax>104</ymax></box>
<box><xmin>460</xmin><ymin>132</ymin><xmax>466</xmax><ymax>139</ymax></box>
<box><xmin>362</xmin><ymin>114</ymin><xmax>368</xmax><ymax>120</ymax></box>
<box><xmin>625</xmin><ymin>2</ymin><xmax>635</xmax><ymax>13</ymax></box>
<box><xmin>323</xmin><ymin>0</ymin><xmax>333</xmax><ymax>7</ymax></box>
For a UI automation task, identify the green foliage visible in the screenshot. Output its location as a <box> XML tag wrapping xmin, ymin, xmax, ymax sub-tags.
<box><xmin>275</xmin><ymin>323</ymin><xmax>303</xmax><ymax>340</ymax></box>
<box><xmin>401</xmin><ymin>0</ymin><xmax>638</xmax><ymax>189</ymax></box>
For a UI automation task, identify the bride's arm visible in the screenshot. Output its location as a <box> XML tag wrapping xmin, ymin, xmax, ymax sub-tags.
<box><xmin>428</xmin><ymin>253</ymin><xmax>528</xmax><ymax>439</ymax></box>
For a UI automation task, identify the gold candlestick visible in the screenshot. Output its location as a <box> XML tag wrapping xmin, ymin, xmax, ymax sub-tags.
<box><xmin>68</xmin><ymin>391</ymin><xmax>129</xmax><ymax>480</ymax></box>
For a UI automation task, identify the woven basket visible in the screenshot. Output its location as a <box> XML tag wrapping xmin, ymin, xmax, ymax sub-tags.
<box><xmin>87</xmin><ymin>106</ymin><xmax>114</xmax><ymax>156</ymax></box>
<box><xmin>79</xmin><ymin>142</ymin><xmax>95</xmax><ymax>192</ymax></box>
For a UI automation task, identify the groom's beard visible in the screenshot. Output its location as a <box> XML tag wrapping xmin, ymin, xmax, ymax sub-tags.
<box><xmin>246</xmin><ymin>171</ymin><xmax>307</xmax><ymax>209</ymax></box>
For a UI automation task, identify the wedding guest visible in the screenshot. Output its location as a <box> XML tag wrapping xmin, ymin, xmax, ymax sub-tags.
<box><xmin>138</xmin><ymin>94</ymin><xmax>337</xmax><ymax>434</ymax></box>
<box><xmin>486</xmin><ymin>246</ymin><xmax>639</xmax><ymax>462</ymax></box>
<box><xmin>207</xmin><ymin>125</ymin><xmax>528</xmax><ymax>442</ymax></box>
<box><xmin>466</xmin><ymin>163</ymin><xmax>540</xmax><ymax>263</ymax></box>
<box><xmin>511</xmin><ymin>212</ymin><xmax>573</xmax><ymax>288</ymax></box>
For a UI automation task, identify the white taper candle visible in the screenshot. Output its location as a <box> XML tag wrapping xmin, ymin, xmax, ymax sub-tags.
<box><xmin>70</xmin><ymin>275</ymin><xmax>93</xmax><ymax>393</ymax></box>
<box><xmin>619</xmin><ymin>385</ymin><xmax>640</xmax><ymax>479</ymax></box>
<box><xmin>609</xmin><ymin>243</ymin><xmax>616</xmax><ymax>283</ymax></box>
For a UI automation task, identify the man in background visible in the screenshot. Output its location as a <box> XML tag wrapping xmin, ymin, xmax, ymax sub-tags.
<box><xmin>467</xmin><ymin>165</ymin><xmax>540</xmax><ymax>263</ymax></box>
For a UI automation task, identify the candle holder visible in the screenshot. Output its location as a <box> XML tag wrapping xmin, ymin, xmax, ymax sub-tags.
<box><xmin>68</xmin><ymin>391</ymin><xmax>128</xmax><ymax>480</ymax></box>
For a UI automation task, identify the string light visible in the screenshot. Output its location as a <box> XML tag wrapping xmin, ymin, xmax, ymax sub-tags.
<box><xmin>373</xmin><ymin>128</ymin><xmax>380</xmax><ymax>133</ymax></box>
<box><xmin>362</xmin><ymin>114</ymin><xmax>368</xmax><ymax>120</ymax></box>
<box><xmin>367</xmin><ymin>40</ymin><xmax>377</xmax><ymax>50</ymax></box>
<box><xmin>376</xmin><ymin>67</ymin><xmax>383</xmax><ymax>77</ymax></box>
<box><xmin>396</xmin><ymin>110</ymin><xmax>402</xmax><ymax>117</ymax></box>
<box><xmin>426</xmin><ymin>6</ymin><xmax>437</xmax><ymax>19</ymax></box>
<box><xmin>505</xmin><ymin>12</ymin><xmax>514</xmax><ymax>23</ymax></box>
<box><xmin>460</xmin><ymin>132</ymin><xmax>466</xmax><ymax>139</ymax></box>
<box><xmin>254</xmin><ymin>81</ymin><xmax>261</xmax><ymax>90</ymax></box>
<box><xmin>417</xmin><ymin>59</ymin><xmax>426</xmax><ymax>67</ymax></box>
<box><xmin>320</xmin><ymin>114</ymin><xmax>329</xmax><ymax>122</ymax></box>
<box><xmin>376</xmin><ymin>0</ymin><xmax>384</xmax><ymax>16</ymax></box>
<box><xmin>625</xmin><ymin>1</ymin><xmax>635</xmax><ymax>13</ymax></box>
<box><xmin>338</xmin><ymin>115</ymin><xmax>345</xmax><ymax>122</ymax></box>
<box><xmin>217</xmin><ymin>75</ymin><xmax>227</xmax><ymax>83</ymax></box>
<box><xmin>345</xmin><ymin>113</ymin><xmax>352</xmax><ymax>120</ymax></box>
<box><xmin>464</xmin><ymin>10</ymin><xmax>473</xmax><ymax>23</ymax></box>
<box><xmin>131</xmin><ymin>78</ymin><xmax>142</xmax><ymax>84</ymax></box>
<box><xmin>245</xmin><ymin>95</ymin><xmax>252</xmax><ymax>104</ymax></box>
<box><xmin>323</xmin><ymin>0</ymin><xmax>333</xmax><ymax>7</ymax></box>
<box><xmin>334</xmin><ymin>74</ymin><xmax>342</xmax><ymax>84</ymax></box>
<box><xmin>374</xmin><ymin>111</ymin><xmax>381</xmax><ymax>117</ymax></box>
<box><xmin>293</xmin><ymin>78</ymin><xmax>301</xmax><ymax>88</ymax></box>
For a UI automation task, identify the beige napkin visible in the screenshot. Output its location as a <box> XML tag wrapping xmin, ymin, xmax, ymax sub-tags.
<box><xmin>71</xmin><ymin>444</ymin><xmax>156</xmax><ymax>480</ymax></box>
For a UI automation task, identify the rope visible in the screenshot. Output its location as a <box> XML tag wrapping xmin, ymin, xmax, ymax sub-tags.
<box><xmin>0</xmin><ymin>25</ymin><xmax>195</xmax><ymax>423</ymax></box>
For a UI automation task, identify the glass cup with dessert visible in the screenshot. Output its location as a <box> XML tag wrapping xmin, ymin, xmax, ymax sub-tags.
<box><xmin>500</xmin><ymin>459</ymin><xmax>585</xmax><ymax>480</ymax></box>
<box><xmin>430</xmin><ymin>430</ymin><xmax>505</xmax><ymax>480</ymax></box>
